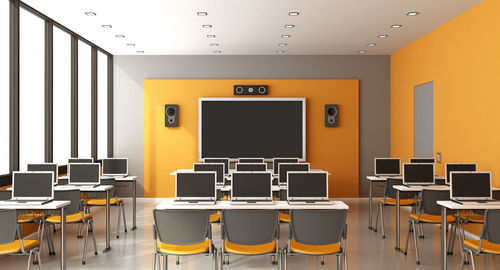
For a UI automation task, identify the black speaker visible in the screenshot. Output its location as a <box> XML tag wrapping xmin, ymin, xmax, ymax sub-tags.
<box><xmin>234</xmin><ymin>85</ymin><xmax>268</xmax><ymax>95</ymax></box>
<box><xmin>165</xmin><ymin>104</ymin><xmax>178</xmax><ymax>127</ymax></box>
<box><xmin>325</xmin><ymin>104</ymin><xmax>338</xmax><ymax>127</ymax></box>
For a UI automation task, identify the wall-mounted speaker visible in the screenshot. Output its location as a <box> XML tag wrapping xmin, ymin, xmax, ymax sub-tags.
<box><xmin>234</xmin><ymin>85</ymin><xmax>268</xmax><ymax>95</ymax></box>
<box><xmin>325</xmin><ymin>104</ymin><xmax>338</xmax><ymax>127</ymax></box>
<box><xmin>165</xmin><ymin>104</ymin><xmax>178</xmax><ymax>127</ymax></box>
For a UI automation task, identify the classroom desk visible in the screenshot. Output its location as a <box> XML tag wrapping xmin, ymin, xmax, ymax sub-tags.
<box><xmin>0</xmin><ymin>200</ymin><xmax>71</xmax><ymax>270</ymax></box>
<box><xmin>156</xmin><ymin>199</ymin><xmax>349</xmax><ymax>210</ymax></box>
<box><xmin>437</xmin><ymin>200</ymin><xmax>500</xmax><ymax>270</ymax></box>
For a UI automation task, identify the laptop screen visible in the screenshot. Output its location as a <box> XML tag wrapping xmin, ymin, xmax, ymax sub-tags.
<box><xmin>236</xmin><ymin>163</ymin><xmax>267</xmax><ymax>172</ymax></box>
<box><xmin>69</xmin><ymin>163</ymin><xmax>101</xmax><ymax>184</ymax></box>
<box><xmin>451</xmin><ymin>172</ymin><xmax>491</xmax><ymax>200</ymax></box>
<box><xmin>68</xmin><ymin>158</ymin><xmax>94</xmax><ymax>164</ymax></box>
<box><xmin>374</xmin><ymin>158</ymin><xmax>400</xmax><ymax>176</ymax></box>
<box><xmin>410</xmin><ymin>158</ymin><xmax>434</xmax><ymax>164</ymax></box>
<box><xmin>446</xmin><ymin>163</ymin><xmax>476</xmax><ymax>184</ymax></box>
<box><xmin>176</xmin><ymin>172</ymin><xmax>216</xmax><ymax>198</ymax></box>
<box><xmin>13</xmin><ymin>172</ymin><xmax>53</xmax><ymax>199</ymax></box>
<box><xmin>279</xmin><ymin>163</ymin><xmax>310</xmax><ymax>184</ymax></box>
<box><xmin>194</xmin><ymin>163</ymin><xmax>224</xmax><ymax>184</ymax></box>
<box><xmin>204</xmin><ymin>158</ymin><xmax>229</xmax><ymax>174</ymax></box>
<box><xmin>102</xmin><ymin>158</ymin><xmax>128</xmax><ymax>176</ymax></box>
<box><xmin>288</xmin><ymin>172</ymin><xmax>327</xmax><ymax>199</ymax></box>
<box><xmin>27</xmin><ymin>163</ymin><xmax>58</xmax><ymax>184</ymax></box>
<box><xmin>232</xmin><ymin>172</ymin><xmax>271</xmax><ymax>199</ymax></box>
<box><xmin>403</xmin><ymin>163</ymin><xmax>435</xmax><ymax>185</ymax></box>
<box><xmin>273</xmin><ymin>158</ymin><xmax>299</xmax><ymax>174</ymax></box>
<box><xmin>238</xmin><ymin>158</ymin><xmax>264</xmax><ymax>163</ymax></box>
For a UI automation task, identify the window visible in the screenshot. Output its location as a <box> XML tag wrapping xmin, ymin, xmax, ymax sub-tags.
<box><xmin>97</xmin><ymin>52</ymin><xmax>108</xmax><ymax>159</ymax></box>
<box><xmin>19</xmin><ymin>8</ymin><xmax>45</xmax><ymax>170</ymax></box>
<box><xmin>53</xmin><ymin>27</ymin><xmax>71</xmax><ymax>165</ymax></box>
<box><xmin>0</xmin><ymin>0</ymin><xmax>9</xmax><ymax>174</ymax></box>
<box><xmin>78</xmin><ymin>40</ymin><xmax>91</xmax><ymax>158</ymax></box>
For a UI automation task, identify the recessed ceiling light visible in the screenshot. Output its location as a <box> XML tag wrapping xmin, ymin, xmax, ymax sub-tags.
<box><xmin>207</xmin><ymin>35</ymin><xmax>216</xmax><ymax>38</ymax></box>
<box><xmin>127</xmin><ymin>43</ymin><xmax>135</xmax><ymax>47</ymax></box>
<box><xmin>101</xmin><ymin>25</ymin><xmax>112</xmax><ymax>28</ymax></box>
<box><xmin>213</xmin><ymin>50</ymin><xmax>221</xmax><ymax>54</ymax></box>
<box><xmin>359</xmin><ymin>50</ymin><xmax>367</xmax><ymax>54</ymax></box>
<box><xmin>289</xmin><ymin>12</ymin><xmax>299</xmax><ymax>16</ymax></box>
<box><xmin>202</xmin><ymin>24</ymin><xmax>212</xmax><ymax>28</ymax></box>
<box><xmin>197</xmin><ymin>12</ymin><xmax>208</xmax><ymax>16</ymax></box>
<box><xmin>115</xmin><ymin>35</ymin><xmax>125</xmax><ymax>38</ymax></box>
<box><xmin>84</xmin><ymin>12</ymin><xmax>96</xmax><ymax>16</ymax></box>
<box><xmin>279</xmin><ymin>43</ymin><xmax>287</xmax><ymax>47</ymax></box>
<box><xmin>391</xmin><ymin>24</ymin><xmax>402</xmax><ymax>28</ymax></box>
<box><xmin>284</xmin><ymin>25</ymin><xmax>294</xmax><ymax>28</ymax></box>
<box><xmin>378</xmin><ymin>34</ymin><xmax>388</xmax><ymax>38</ymax></box>
<box><xmin>407</xmin><ymin>11</ymin><xmax>420</xmax><ymax>16</ymax></box>
<box><xmin>277</xmin><ymin>50</ymin><xmax>285</xmax><ymax>54</ymax></box>
<box><xmin>367</xmin><ymin>43</ymin><xmax>376</xmax><ymax>47</ymax></box>
<box><xmin>210</xmin><ymin>43</ymin><xmax>219</xmax><ymax>46</ymax></box>
<box><xmin>281</xmin><ymin>35</ymin><xmax>291</xmax><ymax>38</ymax></box>
<box><xmin>137</xmin><ymin>51</ymin><xmax>144</xmax><ymax>54</ymax></box>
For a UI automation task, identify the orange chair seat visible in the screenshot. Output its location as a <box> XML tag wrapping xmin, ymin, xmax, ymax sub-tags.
<box><xmin>86</xmin><ymin>198</ymin><xmax>123</xmax><ymax>205</ymax></box>
<box><xmin>17</xmin><ymin>214</ymin><xmax>35</xmax><ymax>223</ymax></box>
<box><xmin>290</xmin><ymin>240</ymin><xmax>341</xmax><ymax>255</ymax></box>
<box><xmin>210</xmin><ymin>212</ymin><xmax>220</xmax><ymax>223</ymax></box>
<box><xmin>378</xmin><ymin>198</ymin><xmax>416</xmax><ymax>206</ymax></box>
<box><xmin>159</xmin><ymin>240</ymin><xmax>210</xmax><ymax>255</ymax></box>
<box><xmin>0</xmin><ymin>240</ymin><xmax>38</xmax><ymax>255</ymax></box>
<box><xmin>464</xmin><ymin>240</ymin><xmax>500</xmax><ymax>254</ymax></box>
<box><xmin>459</xmin><ymin>212</ymin><xmax>484</xmax><ymax>223</ymax></box>
<box><xmin>280</xmin><ymin>213</ymin><xmax>290</xmax><ymax>223</ymax></box>
<box><xmin>46</xmin><ymin>212</ymin><xmax>92</xmax><ymax>223</ymax></box>
<box><xmin>224</xmin><ymin>240</ymin><xmax>276</xmax><ymax>255</ymax></box>
<box><xmin>409</xmin><ymin>213</ymin><xmax>456</xmax><ymax>223</ymax></box>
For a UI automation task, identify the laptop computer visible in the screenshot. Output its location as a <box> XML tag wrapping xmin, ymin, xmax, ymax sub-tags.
<box><xmin>238</xmin><ymin>158</ymin><xmax>265</xmax><ymax>163</ymax></box>
<box><xmin>27</xmin><ymin>163</ymin><xmax>58</xmax><ymax>185</ymax></box>
<box><xmin>230</xmin><ymin>172</ymin><xmax>273</xmax><ymax>205</ymax></box>
<box><xmin>279</xmin><ymin>163</ymin><xmax>310</xmax><ymax>186</ymax></box>
<box><xmin>374</xmin><ymin>158</ymin><xmax>401</xmax><ymax>176</ymax></box>
<box><xmin>403</xmin><ymin>163</ymin><xmax>435</xmax><ymax>186</ymax></box>
<box><xmin>236</xmin><ymin>163</ymin><xmax>267</xmax><ymax>172</ymax></box>
<box><xmin>273</xmin><ymin>158</ymin><xmax>299</xmax><ymax>177</ymax></box>
<box><xmin>102</xmin><ymin>158</ymin><xmax>128</xmax><ymax>178</ymax></box>
<box><xmin>204</xmin><ymin>158</ymin><xmax>230</xmax><ymax>176</ymax></box>
<box><xmin>445</xmin><ymin>163</ymin><xmax>476</xmax><ymax>185</ymax></box>
<box><xmin>450</xmin><ymin>171</ymin><xmax>499</xmax><ymax>204</ymax></box>
<box><xmin>287</xmin><ymin>171</ymin><xmax>331</xmax><ymax>205</ymax></box>
<box><xmin>68</xmin><ymin>158</ymin><xmax>94</xmax><ymax>163</ymax></box>
<box><xmin>172</xmin><ymin>171</ymin><xmax>217</xmax><ymax>205</ymax></box>
<box><xmin>68</xmin><ymin>163</ymin><xmax>101</xmax><ymax>187</ymax></box>
<box><xmin>193</xmin><ymin>163</ymin><xmax>225</xmax><ymax>187</ymax></box>
<box><xmin>0</xmin><ymin>172</ymin><xmax>54</xmax><ymax>205</ymax></box>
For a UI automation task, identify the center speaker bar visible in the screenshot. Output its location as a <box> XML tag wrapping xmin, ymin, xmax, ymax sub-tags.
<box><xmin>234</xmin><ymin>85</ymin><xmax>268</xmax><ymax>95</ymax></box>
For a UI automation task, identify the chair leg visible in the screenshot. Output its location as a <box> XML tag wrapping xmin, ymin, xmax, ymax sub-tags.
<box><xmin>121</xmin><ymin>203</ymin><xmax>127</xmax><ymax>233</ymax></box>
<box><xmin>404</xmin><ymin>221</ymin><xmax>411</xmax><ymax>255</ymax></box>
<box><xmin>153</xmin><ymin>252</ymin><xmax>157</xmax><ymax>270</ymax></box>
<box><xmin>283</xmin><ymin>250</ymin><xmax>287</xmax><ymax>270</ymax></box>
<box><xmin>90</xmin><ymin>221</ymin><xmax>98</xmax><ymax>255</ymax></box>
<box><xmin>38</xmin><ymin>222</ymin><xmax>45</xmax><ymax>256</ymax></box>
<box><xmin>380</xmin><ymin>205</ymin><xmax>386</xmax><ymax>238</ymax></box>
<box><xmin>35</xmin><ymin>248</ymin><xmax>42</xmax><ymax>270</ymax></box>
<box><xmin>320</xmin><ymin>256</ymin><xmax>325</xmax><ymax>265</ymax></box>
<box><xmin>47</xmin><ymin>224</ymin><xmax>55</xmax><ymax>255</ymax></box>
<box><xmin>82</xmin><ymin>223</ymin><xmax>89</xmax><ymax>264</ymax></box>
<box><xmin>450</xmin><ymin>224</ymin><xmax>457</xmax><ymax>255</ymax></box>
<box><xmin>419</xmin><ymin>223</ymin><xmax>425</xmax><ymax>238</ymax></box>
<box><xmin>27</xmin><ymin>249</ymin><xmax>33</xmax><ymax>270</ymax></box>
<box><xmin>176</xmin><ymin>256</ymin><xmax>180</xmax><ymax>265</ymax></box>
<box><xmin>344</xmin><ymin>253</ymin><xmax>348</xmax><ymax>270</ymax></box>
<box><xmin>337</xmin><ymin>254</ymin><xmax>342</xmax><ymax>270</ymax></box>
<box><xmin>77</xmin><ymin>223</ymin><xmax>83</xmax><ymax>239</ymax></box>
<box><xmin>163</xmin><ymin>254</ymin><xmax>168</xmax><ymax>270</ymax></box>
<box><xmin>468</xmin><ymin>250</ymin><xmax>475</xmax><ymax>270</ymax></box>
<box><xmin>117</xmin><ymin>204</ymin><xmax>122</xmax><ymax>239</ymax></box>
<box><xmin>374</xmin><ymin>203</ymin><xmax>380</xmax><ymax>232</ymax></box>
<box><xmin>412</xmin><ymin>222</ymin><xmax>420</xmax><ymax>264</ymax></box>
<box><xmin>277</xmin><ymin>250</ymin><xmax>281</xmax><ymax>270</ymax></box>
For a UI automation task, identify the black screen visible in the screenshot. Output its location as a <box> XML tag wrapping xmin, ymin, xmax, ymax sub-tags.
<box><xmin>27</xmin><ymin>164</ymin><xmax>58</xmax><ymax>183</ymax></box>
<box><xmin>69</xmin><ymin>164</ymin><xmax>100</xmax><ymax>183</ymax></box>
<box><xmin>194</xmin><ymin>163</ymin><xmax>224</xmax><ymax>184</ymax></box>
<box><xmin>201</xmin><ymin>99</ymin><xmax>304</xmax><ymax>159</ymax></box>
<box><xmin>273</xmin><ymin>158</ymin><xmax>299</xmax><ymax>174</ymax></box>
<box><xmin>14</xmin><ymin>172</ymin><xmax>53</xmax><ymax>198</ymax></box>
<box><xmin>446</xmin><ymin>164</ymin><xmax>476</xmax><ymax>184</ymax></box>
<box><xmin>176</xmin><ymin>173</ymin><xmax>216</xmax><ymax>198</ymax></box>
<box><xmin>69</xmin><ymin>158</ymin><xmax>94</xmax><ymax>164</ymax></box>
<box><xmin>102</xmin><ymin>159</ymin><xmax>128</xmax><ymax>175</ymax></box>
<box><xmin>375</xmin><ymin>159</ymin><xmax>400</xmax><ymax>175</ymax></box>
<box><xmin>410</xmin><ymin>158</ymin><xmax>434</xmax><ymax>164</ymax></box>
<box><xmin>279</xmin><ymin>163</ymin><xmax>310</xmax><ymax>183</ymax></box>
<box><xmin>205</xmin><ymin>158</ymin><xmax>229</xmax><ymax>174</ymax></box>
<box><xmin>451</xmin><ymin>172</ymin><xmax>490</xmax><ymax>198</ymax></box>
<box><xmin>236</xmin><ymin>163</ymin><xmax>267</xmax><ymax>172</ymax></box>
<box><xmin>403</xmin><ymin>164</ymin><xmax>434</xmax><ymax>184</ymax></box>
<box><xmin>239</xmin><ymin>158</ymin><xmax>264</xmax><ymax>163</ymax></box>
<box><xmin>288</xmin><ymin>172</ymin><xmax>327</xmax><ymax>198</ymax></box>
<box><xmin>232</xmin><ymin>173</ymin><xmax>271</xmax><ymax>198</ymax></box>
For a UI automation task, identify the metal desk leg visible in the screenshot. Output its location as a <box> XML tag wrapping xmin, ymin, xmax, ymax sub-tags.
<box><xmin>369</xmin><ymin>180</ymin><xmax>373</xmax><ymax>230</ymax></box>
<box><xmin>60</xmin><ymin>207</ymin><xmax>66</xmax><ymax>270</ymax></box>
<box><xmin>441</xmin><ymin>207</ymin><xmax>447</xmax><ymax>270</ymax></box>
<box><xmin>395</xmin><ymin>190</ymin><xmax>400</xmax><ymax>250</ymax></box>
<box><xmin>132</xmin><ymin>179</ymin><xmax>137</xmax><ymax>231</ymax></box>
<box><xmin>103</xmin><ymin>189</ymin><xmax>111</xmax><ymax>253</ymax></box>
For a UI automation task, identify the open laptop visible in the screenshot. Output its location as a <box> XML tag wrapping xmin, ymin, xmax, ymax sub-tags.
<box><xmin>68</xmin><ymin>163</ymin><xmax>101</xmax><ymax>187</ymax></box>
<box><xmin>236</xmin><ymin>163</ymin><xmax>267</xmax><ymax>172</ymax></box>
<box><xmin>450</xmin><ymin>171</ymin><xmax>499</xmax><ymax>204</ymax></box>
<box><xmin>68</xmin><ymin>158</ymin><xmax>94</xmax><ymax>163</ymax></box>
<box><xmin>172</xmin><ymin>171</ymin><xmax>217</xmax><ymax>204</ymax></box>
<box><xmin>287</xmin><ymin>171</ymin><xmax>331</xmax><ymax>205</ymax></box>
<box><xmin>273</xmin><ymin>158</ymin><xmax>299</xmax><ymax>177</ymax></box>
<box><xmin>204</xmin><ymin>158</ymin><xmax>230</xmax><ymax>176</ymax></box>
<box><xmin>279</xmin><ymin>163</ymin><xmax>310</xmax><ymax>186</ymax></box>
<box><xmin>445</xmin><ymin>163</ymin><xmax>476</xmax><ymax>185</ymax></box>
<box><xmin>230</xmin><ymin>172</ymin><xmax>273</xmax><ymax>205</ymax></box>
<box><xmin>238</xmin><ymin>158</ymin><xmax>264</xmax><ymax>163</ymax></box>
<box><xmin>403</xmin><ymin>163</ymin><xmax>435</xmax><ymax>186</ymax></box>
<box><xmin>374</xmin><ymin>158</ymin><xmax>401</xmax><ymax>176</ymax></box>
<box><xmin>27</xmin><ymin>163</ymin><xmax>58</xmax><ymax>185</ymax></box>
<box><xmin>194</xmin><ymin>163</ymin><xmax>225</xmax><ymax>187</ymax></box>
<box><xmin>102</xmin><ymin>158</ymin><xmax>128</xmax><ymax>177</ymax></box>
<box><xmin>0</xmin><ymin>172</ymin><xmax>54</xmax><ymax>205</ymax></box>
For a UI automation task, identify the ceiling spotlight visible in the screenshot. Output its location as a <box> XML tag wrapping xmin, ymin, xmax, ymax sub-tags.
<box><xmin>281</xmin><ymin>34</ymin><xmax>290</xmax><ymax>38</ymax></box>
<box><xmin>279</xmin><ymin>43</ymin><xmax>287</xmax><ymax>47</ymax></box>
<box><xmin>210</xmin><ymin>43</ymin><xmax>219</xmax><ymax>46</ymax></box>
<box><xmin>391</xmin><ymin>24</ymin><xmax>402</xmax><ymax>28</ymax></box>
<box><xmin>407</xmin><ymin>11</ymin><xmax>420</xmax><ymax>16</ymax></box>
<box><xmin>207</xmin><ymin>35</ymin><xmax>216</xmax><ymax>38</ymax></box>
<box><xmin>213</xmin><ymin>50</ymin><xmax>221</xmax><ymax>54</ymax></box>
<box><xmin>136</xmin><ymin>51</ymin><xmax>144</xmax><ymax>53</ymax></box>
<box><xmin>101</xmin><ymin>25</ymin><xmax>112</xmax><ymax>28</ymax></box>
<box><xmin>202</xmin><ymin>24</ymin><xmax>212</xmax><ymax>28</ymax></box>
<box><xmin>284</xmin><ymin>25</ymin><xmax>294</xmax><ymax>28</ymax></box>
<box><xmin>115</xmin><ymin>35</ymin><xmax>125</xmax><ymax>38</ymax></box>
<box><xmin>359</xmin><ymin>50</ymin><xmax>367</xmax><ymax>54</ymax></box>
<box><xmin>127</xmin><ymin>43</ymin><xmax>135</xmax><ymax>47</ymax></box>
<box><xmin>197</xmin><ymin>12</ymin><xmax>208</xmax><ymax>16</ymax></box>
<box><xmin>367</xmin><ymin>43</ymin><xmax>376</xmax><ymax>47</ymax></box>
<box><xmin>378</xmin><ymin>34</ymin><xmax>388</xmax><ymax>38</ymax></box>
<box><xmin>84</xmin><ymin>12</ymin><xmax>96</xmax><ymax>16</ymax></box>
<box><xmin>277</xmin><ymin>50</ymin><xmax>285</xmax><ymax>54</ymax></box>
<box><xmin>288</xmin><ymin>12</ymin><xmax>299</xmax><ymax>16</ymax></box>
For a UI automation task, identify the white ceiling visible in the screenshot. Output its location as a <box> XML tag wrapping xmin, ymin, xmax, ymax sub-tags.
<box><xmin>22</xmin><ymin>0</ymin><xmax>483</xmax><ymax>55</ymax></box>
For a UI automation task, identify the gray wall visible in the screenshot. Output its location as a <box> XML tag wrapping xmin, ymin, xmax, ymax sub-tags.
<box><xmin>113</xmin><ymin>55</ymin><xmax>390</xmax><ymax>197</ymax></box>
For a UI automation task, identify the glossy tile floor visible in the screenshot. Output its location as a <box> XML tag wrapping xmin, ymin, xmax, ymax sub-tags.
<box><xmin>2</xmin><ymin>198</ymin><xmax>500</xmax><ymax>269</ymax></box>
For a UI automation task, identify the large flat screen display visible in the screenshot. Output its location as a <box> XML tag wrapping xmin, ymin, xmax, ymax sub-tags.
<box><xmin>199</xmin><ymin>98</ymin><xmax>306</xmax><ymax>161</ymax></box>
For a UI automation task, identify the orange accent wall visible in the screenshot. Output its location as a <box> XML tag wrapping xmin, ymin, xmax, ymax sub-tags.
<box><xmin>144</xmin><ymin>79</ymin><xmax>359</xmax><ymax>198</ymax></box>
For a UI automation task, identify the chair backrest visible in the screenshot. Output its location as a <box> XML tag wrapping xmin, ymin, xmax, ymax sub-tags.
<box><xmin>421</xmin><ymin>189</ymin><xmax>455</xmax><ymax>216</ymax></box>
<box><xmin>0</xmin><ymin>189</ymin><xmax>12</xmax><ymax>200</ymax></box>
<box><xmin>0</xmin><ymin>210</ymin><xmax>17</xmax><ymax>245</ymax></box>
<box><xmin>153</xmin><ymin>209</ymin><xmax>210</xmax><ymax>245</ymax></box>
<box><xmin>484</xmin><ymin>209</ymin><xmax>500</xmax><ymax>244</ymax></box>
<box><xmin>86</xmin><ymin>178</ymin><xmax>117</xmax><ymax>199</ymax></box>
<box><xmin>290</xmin><ymin>209</ymin><xmax>347</xmax><ymax>245</ymax></box>
<box><xmin>222</xmin><ymin>210</ymin><xmax>278</xmax><ymax>245</ymax></box>
<box><xmin>53</xmin><ymin>189</ymin><xmax>81</xmax><ymax>215</ymax></box>
<box><xmin>386</xmin><ymin>178</ymin><xmax>415</xmax><ymax>199</ymax></box>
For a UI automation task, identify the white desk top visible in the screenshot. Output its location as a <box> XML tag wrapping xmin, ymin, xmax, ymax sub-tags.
<box><xmin>58</xmin><ymin>175</ymin><xmax>136</xmax><ymax>181</ymax></box>
<box><xmin>393</xmin><ymin>185</ymin><xmax>450</xmax><ymax>192</ymax></box>
<box><xmin>366</xmin><ymin>175</ymin><xmax>446</xmax><ymax>182</ymax></box>
<box><xmin>0</xmin><ymin>200</ymin><xmax>70</xmax><ymax>210</ymax></box>
<box><xmin>55</xmin><ymin>185</ymin><xmax>113</xmax><ymax>192</ymax></box>
<box><xmin>156</xmin><ymin>199</ymin><xmax>349</xmax><ymax>210</ymax></box>
<box><xmin>438</xmin><ymin>200</ymin><xmax>500</xmax><ymax>210</ymax></box>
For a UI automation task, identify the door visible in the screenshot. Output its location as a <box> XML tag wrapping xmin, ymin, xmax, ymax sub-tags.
<box><xmin>414</xmin><ymin>82</ymin><xmax>433</xmax><ymax>157</ymax></box>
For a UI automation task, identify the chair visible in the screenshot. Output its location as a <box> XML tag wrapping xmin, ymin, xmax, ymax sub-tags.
<box><xmin>461</xmin><ymin>209</ymin><xmax>500</xmax><ymax>270</ymax></box>
<box><xmin>220</xmin><ymin>210</ymin><xmax>280</xmax><ymax>268</ymax></box>
<box><xmin>374</xmin><ymin>178</ymin><xmax>418</xmax><ymax>238</ymax></box>
<box><xmin>0</xmin><ymin>209</ymin><xmax>41</xmax><ymax>269</ymax></box>
<box><xmin>86</xmin><ymin>178</ymin><xmax>127</xmax><ymax>238</ymax></box>
<box><xmin>45</xmin><ymin>189</ymin><xmax>97</xmax><ymax>264</ymax></box>
<box><xmin>404</xmin><ymin>189</ymin><xmax>457</xmax><ymax>264</ymax></box>
<box><xmin>152</xmin><ymin>209</ymin><xmax>217</xmax><ymax>270</ymax></box>
<box><xmin>282</xmin><ymin>209</ymin><xmax>348</xmax><ymax>270</ymax></box>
